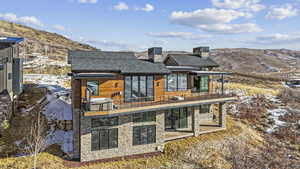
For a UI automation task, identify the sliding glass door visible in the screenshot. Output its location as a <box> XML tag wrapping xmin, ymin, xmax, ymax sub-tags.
<box><xmin>165</xmin><ymin>108</ymin><xmax>188</xmax><ymax>130</ymax></box>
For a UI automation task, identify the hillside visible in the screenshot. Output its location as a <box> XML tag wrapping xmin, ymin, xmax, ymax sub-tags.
<box><xmin>0</xmin><ymin>20</ymin><xmax>96</xmax><ymax>59</ymax></box>
<box><xmin>210</xmin><ymin>48</ymin><xmax>300</xmax><ymax>73</ymax></box>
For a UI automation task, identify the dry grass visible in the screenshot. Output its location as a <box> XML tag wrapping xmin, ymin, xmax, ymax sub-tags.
<box><xmin>224</xmin><ymin>82</ymin><xmax>280</xmax><ymax>96</ymax></box>
<box><xmin>0</xmin><ymin>117</ymin><xmax>262</xmax><ymax>169</ymax></box>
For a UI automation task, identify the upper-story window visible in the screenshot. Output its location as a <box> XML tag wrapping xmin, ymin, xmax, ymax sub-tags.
<box><xmin>125</xmin><ymin>76</ymin><xmax>154</xmax><ymax>102</ymax></box>
<box><xmin>87</xmin><ymin>81</ymin><xmax>99</xmax><ymax>96</ymax></box>
<box><xmin>200</xmin><ymin>76</ymin><xmax>209</xmax><ymax>92</ymax></box>
<box><xmin>165</xmin><ymin>73</ymin><xmax>187</xmax><ymax>92</ymax></box>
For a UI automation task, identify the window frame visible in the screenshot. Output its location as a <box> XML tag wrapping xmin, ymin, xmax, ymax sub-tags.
<box><xmin>124</xmin><ymin>75</ymin><xmax>154</xmax><ymax>102</ymax></box>
<box><xmin>91</xmin><ymin>128</ymin><xmax>118</xmax><ymax>151</ymax></box>
<box><xmin>199</xmin><ymin>76</ymin><xmax>209</xmax><ymax>92</ymax></box>
<box><xmin>200</xmin><ymin>104</ymin><xmax>211</xmax><ymax>114</ymax></box>
<box><xmin>165</xmin><ymin>73</ymin><xmax>188</xmax><ymax>92</ymax></box>
<box><xmin>87</xmin><ymin>80</ymin><xmax>100</xmax><ymax>96</ymax></box>
<box><xmin>133</xmin><ymin>125</ymin><xmax>156</xmax><ymax>146</ymax></box>
<box><xmin>133</xmin><ymin>112</ymin><xmax>156</xmax><ymax>123</ymax></box>
<box><xmin>91</xmin><ymin>117</ymin><xmax>119</xmax><ymax>128</ymax></box>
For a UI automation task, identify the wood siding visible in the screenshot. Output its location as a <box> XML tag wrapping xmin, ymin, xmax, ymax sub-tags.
<box><xmin>78</xmin><ymin>73</ymin><xmax>214</xmax><ymax>106</ymax></box>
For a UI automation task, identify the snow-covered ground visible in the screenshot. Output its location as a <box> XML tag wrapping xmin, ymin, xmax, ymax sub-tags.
<box><xmin>24</xmin><ymin>74</ymin><xmax>73</xmax><ymax>154</ymax></box>
<box><xmin>23</xmin><ymin>56</ymin><xmax>68</xmax><ymax>69</ymax></box>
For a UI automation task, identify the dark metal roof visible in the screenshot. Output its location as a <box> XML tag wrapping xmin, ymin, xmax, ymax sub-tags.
<box><xmin>70</xmin><ymin>51</ymin><xmax>171</xmax><ymax>74</ymax></box>
<box><xmin>166</xmin><ymin>54</ymin><xmax>219</xmax><ymax>67</ymax></box>
<box><xmin>0</xmin><ymin>37</ymin><xmax>24</xmax><ymax>44</ymax></box>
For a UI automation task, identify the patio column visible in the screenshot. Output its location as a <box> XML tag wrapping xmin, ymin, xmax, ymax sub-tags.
<box><xmin>218</xmin><ymin>103</ymin><xmax>227</xmax><ymax>128</ymax></box>
<box><xmin>192</xmin><ymin>107</ymin><xmax>201</xmax><ymax>136</ymax></box>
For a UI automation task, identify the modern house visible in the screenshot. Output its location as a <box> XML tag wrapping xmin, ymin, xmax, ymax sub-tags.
<box><xmin>69</xmin><ymin>47</ymin><xmax>238</xmax><ymax>162</ymax></box>
<box><xmin>0</xmin><ymin>37</ymin><xmax>24</xmax><ymax>131</ymax></box>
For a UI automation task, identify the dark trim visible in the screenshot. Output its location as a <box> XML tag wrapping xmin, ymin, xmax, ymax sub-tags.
<box><xmin>82</xmin><ymin>98</ymin><xmax>237</xmax><ymax>118</ymax></box>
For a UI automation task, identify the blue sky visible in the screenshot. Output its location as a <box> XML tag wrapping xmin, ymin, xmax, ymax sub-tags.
<box><xmin>0</xmin><ymin>0</ymin><xmax>300</xmax><ymax>51</ymax></box>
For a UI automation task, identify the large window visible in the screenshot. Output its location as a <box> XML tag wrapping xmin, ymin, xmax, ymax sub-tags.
<box><xmin>125</xmin><ymin>76</ymin><xmax>154</xmax><ymax>102</ymax></box>
<box><xmin>91</xmin><ymin>117</ymin><xmax>119</xmax><ymax>128</ymax></box>
<box><xmin>133</xmin><ymin>125</ymin><xmax>156</xmax><ymax>145</ymax></box>
<box><xmin>87</xmin><ymin>81</ymin><xmax>99</xmax><ymax>96</ymax></box>
<box><xmin>165</xmin><ymin>108</ymin><xmax>188</xmax><ymax>129</ymax></box>
<box><xmin>91</xmin><ymin>128</ymin><xmax>118</xmax><ymax>151</ymax></box>
<box><xmin>165</xmin><ymin>73</ymin><xmax>187</xmax><ymax>91</ymax></box>
<box><xmin>200</xmin><ymin>76</ymin><xmax>209</xmax><ymax>92</ymax></box>
<box><xmin>133</xmin><ymin>112</ymin><xmax>156</xmax><ymax>123</ymax></box>
<box><xmin>200</xmin><ymin>104</ymin><xmax>211</xmax><ymax>114</ymax></box>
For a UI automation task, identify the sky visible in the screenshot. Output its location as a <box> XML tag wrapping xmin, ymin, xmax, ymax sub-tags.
<box><xmin>0</xmin><ymin>0</ymin><xmax>300</xmax><ymax>51</ymax></box>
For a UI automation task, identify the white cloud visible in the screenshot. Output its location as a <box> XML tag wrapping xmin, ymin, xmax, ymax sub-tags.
<box><xmin>53</xmin><ymin>25</ymin><xmax>65</xmax><ymax>31</ymax></box>
<box><xmin>0</xmin><ymin>13</ymin><xmax>44</xmax><ymax>27</ymax></box>
<box><xmin>147</xmin><ymin>32</ymin><xmax>211</xmax><ymax>40</ymax></box>
<box><xmin>211</xmin><ymin>0</ymin><xmax>265</xmax><ymax>12</ymax></box>
<box><xmin>249</xmin><ymin>33</ymin><xmax>300</xmax><ymax>44</ymax></box>
<box><xmin>198</xmin><ymin>23</ymin><xmax>263</xmax><ymax>34</ymax></box>
<box><xmin>170</xmin><ymin>8</ymin><xmax>252</xmax><ymax>27</ymax></box>
<box><xmin>113</xmin><ymin>2</ymin><xmax>129</xmax><ymax>11</ymax></box>
<box><xmin>169</xmin><ymin>8</ymin><xmax>260</xmax><ymax>34</ymax></box>
<box><xmin>78</xmin><ymin>0</ymin><xmax>97</xmax><ymax>4</ymax></box>
<box><xmin>266</xmin><ymin>4</ymin><xmax>298</xmax><ymax>20</ymax></box>
<box><xmin>136</xmin><ymin>3</ymin><xmax>154</xmax><ymax>12</ymax></box>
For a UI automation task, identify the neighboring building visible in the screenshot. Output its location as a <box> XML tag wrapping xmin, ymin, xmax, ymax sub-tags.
<box><xmin>69</xmin><ymin>47</ymin><xmax>238</xmax><ymax>162</ymax></box>
<box><xmin>0</xmin><ymin>37</ymin><xmax>24</xmax><ymax>131</ymax></box>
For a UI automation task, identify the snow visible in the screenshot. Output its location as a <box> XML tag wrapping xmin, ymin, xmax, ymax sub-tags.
<box><xmin>24</xmin><ymin>74</ymin><xmax>73</xmax><ymax>154</ymax></box>
<box><xmin>266</xmin><ymin>108</ymin><xmax>288</xmax><ymax>133</ymax></box>
<box><xmin>23</xmin><ymin>56</ymin><xmax>69</xmax><ymax>69</ymax></box>
<box><xmin>45</xmin><ymin>130</ymin><xmax>74</xmax><ymax>153</ymax></box>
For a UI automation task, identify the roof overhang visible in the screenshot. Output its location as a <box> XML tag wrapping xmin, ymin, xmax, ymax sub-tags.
<box><xmin>0</xmin><ymin>37</ymin><xmax>24</xmax><ymax>44</ymax></box>
<box><xmin>166</xmin><ymin>66</ymin><xmax>200</xmax><ymax>72</ymax></box>
<box><xmin>72</xmin><ymin>73</ymin><xmax>118</xmax><ymax>79</ymax></box>
<box><xmin>191</xmin><ymin>71</ymin><xmax>232</xmax><ymax>76</ymax></box>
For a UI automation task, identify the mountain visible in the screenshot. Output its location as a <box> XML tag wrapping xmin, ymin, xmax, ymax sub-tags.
<box><xmin>1</xmin><ymin>20</ymin><xmax>300</xmax><ymax>73</ymax></box>
<box><xmin>0</xmin><ymin>20</ymin><xmax>96</xmax><ymax>59</ymax></box>
<box><xmin>210</xmin><ymin>48</ymin><xmax>300</xmax><ymax>73</ymax></box>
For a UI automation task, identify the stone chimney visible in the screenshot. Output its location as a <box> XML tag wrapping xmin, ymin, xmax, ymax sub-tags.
<box><xmin>193</xmin><ymin>47</ymin><xmax>210</xmax><ymax>58</ymax></box>
<box><xmin>148</xmin><ymin>47</ymin><xmax>163</xmax><ymax>63</ymax></box>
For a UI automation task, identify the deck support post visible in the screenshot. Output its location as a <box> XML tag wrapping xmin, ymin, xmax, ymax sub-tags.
<box><xmin>192</xmin><ymin>107</ymin><xmax>201</xmax><ymax>137</ymax></box>
<box><xmin>218</xmin><ymin>103</ymin><xmax>227</xmax><ymax>128</ymax></box>
<box><xmin>221</xmin><ymin>74</ymin><xmax>224</xmax><ymax>95</ymax></box>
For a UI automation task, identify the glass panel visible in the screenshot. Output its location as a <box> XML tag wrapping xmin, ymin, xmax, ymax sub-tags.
<box><xmin>91</xmin><ymin>117</ymin><xmax>118</xmax><ymax>127</ymax></box>
<box><xmin>140</xmin><ymin>76</ymin><xmax>146</xmax><ymax>98</ymax></box>
<box><xmin>200</xmin><ymin>104</ymin><xmax>211</xmax><ymax>114</ymax></box>
<box><xmin>133</xmin><ymin>126</ymin><xmax>141</xmax><ymax>145</ymax></box>
<box><xmin>178</xmin><ymin>73</ymin><xmax>187</xmax><ymax>91</ymax></box>
<box><xmin>167</xmin><ymin>74</ymin><xmax>177</xmax><ymax>91</ymax></box>
<box><xmin>132</xmin><ymin>76</ymin><xmax>139</xmax><ymax>100</ymax></box>
<box><xmin>164</xmin><ymin>75</ymin><xmax>167</xmax><ymax>90</ymax></box>
<box><xmin>140</xmin><ymin>127</ymin><xmax>148</xmax><ymax>144</ymax></box>
<box><xmin>179</xmin><ymin>108</ymin><xmax>188</xmax><ymax>128</ymax></box>
<box><xmin>99</xmin><ymin>129</ymin><xmax>109</xmax><ymax>150</ymax></box>
<box><xmin>125</xmin><ymin>76</ymin><xmax>131</xmax><ymax>102</ymax></box>
<box><xmin>200</xmin><ymin>76</ymin><xmax>209</xmax><ymax>92</ymax></box>
<box><xmin>109</xmin><ymin>128</ymin><xmax>118</xmax><ymax>148</ymax></box>
<box><xmin>147</xmin><ymin>126</ymin><xmax>156</xmax><ymax>144</ymax></box>
<box><xmin>147</xmin><ymin>76</ymin><xmax>154</xmax><ymax>101</ymax></box>
<box><xmin>165</xmin><ymin>110</ymin><xmax>172</xmax><ymax>129</ymax></box>
<box><xmin>133</xmin><ymin>113</ymin><xmax>143</xmax><ymax>123</ymax></box>
<box><xmin>87</xmin><ymin>81</ymin><xmax>99</xmax><ymax>96</ymax></box>
<box><xmin>172</xmin><ymin>108</ymin><xmax>180</xmax><ymax>129</ymax></box>
<box><xmin>91</xmin><ymin>130</ymin><xmax>99</xmax><ymax>151</ymax></box>
<box><xmin>147</xmin><ymin>112</ymin><xmax>156</xmax><ymax>122</ymax></box>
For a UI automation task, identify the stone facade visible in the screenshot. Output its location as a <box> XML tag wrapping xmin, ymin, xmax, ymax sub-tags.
<box><xmin>75</xmin><ymin>103</ymin><xmax>229</xmax><ymax>162</ymax></box>
<box><xmin>80</xmin><ymin>111</ymin><xmax>165</xmax><ymax>162</ymax></box>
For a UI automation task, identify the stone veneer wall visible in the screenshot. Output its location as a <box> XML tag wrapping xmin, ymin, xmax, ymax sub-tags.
<box><xmin>80</xmin><ymin>111</ymin><xmax>165</xmax><ymax>162</ymax></box>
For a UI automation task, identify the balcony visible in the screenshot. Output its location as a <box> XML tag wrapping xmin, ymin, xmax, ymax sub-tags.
<box><xmin>82</xmin><ymin>92</ymin><xmax>237</xmax><ymax>117</ymax></box>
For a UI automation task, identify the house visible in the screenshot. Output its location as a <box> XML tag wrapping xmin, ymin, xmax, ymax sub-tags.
<box><xmin>69</xmin><ymin>47</ymin><xmax>238</xmax><ymax>162</ymax></box>
<box><xmin>0</xmin><ymin>37</ymin><xmax>24</xmax><ymax>131</ymax></box>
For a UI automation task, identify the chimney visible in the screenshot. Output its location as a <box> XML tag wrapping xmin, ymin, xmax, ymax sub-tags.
<box><xmin>148</xmin><ymin>47</ymin><xmax>163</xmax><ymax>63</ymax></box>
<box><xmin>193</xmin><ymin>47</ymin><xmax>210</xmax><ymax>58</ymax></box>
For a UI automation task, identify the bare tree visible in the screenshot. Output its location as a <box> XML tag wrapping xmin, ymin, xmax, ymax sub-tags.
<box><xmin>25</xmin><ymin>109</ymin><xmax>47</xmax><ymax>169</ymax></box>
